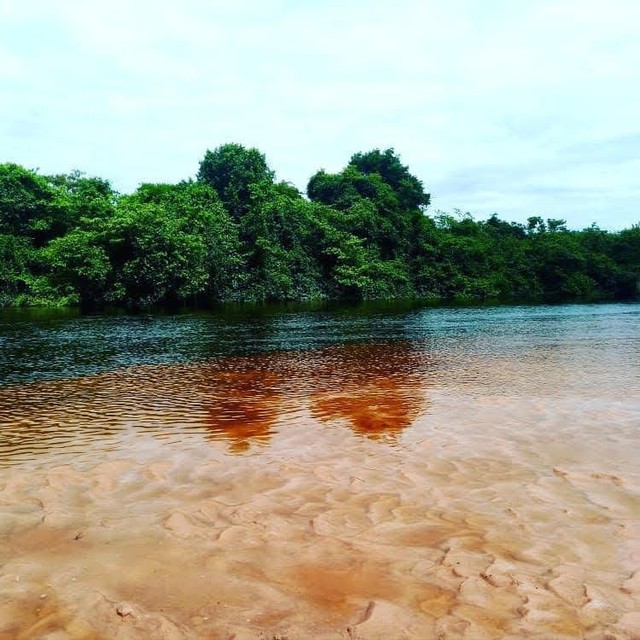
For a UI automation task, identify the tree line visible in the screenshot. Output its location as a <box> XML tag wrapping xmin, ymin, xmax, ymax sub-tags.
<box><xmin>1</xmin><ymin>143</ymin><xmax>638</xmax><ymax>308</ymax></box>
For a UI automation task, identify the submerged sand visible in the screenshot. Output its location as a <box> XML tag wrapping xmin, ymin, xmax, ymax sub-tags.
<box><xmin>0</xmin><ymin>341</ymin><xmax>639</xmax><ymax>639</ymax></box>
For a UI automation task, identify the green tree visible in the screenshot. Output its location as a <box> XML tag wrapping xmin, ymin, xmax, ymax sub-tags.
<box><xmin>135</xmin><ymin>181</ymin><xmax>246</xmax><ymax>300</ymax></box>
<box><xmin>197</xmin><ymin>143</ymin><xmax>274</xmax><ymax>220</ymax></box>
<box><xmin>609</xmin><ymin>224</ymin><xmax>640</xmax><ymax>298</ymax></box>
<box><xmin>0</xmin><ymin>163</ymin><xmax>59</xmax><ymax>245</ymax></box>
<box><xmin>100</xmin><ymin>182</ymin><xmax>246</xmax><ymax>306</ymax></box>
<box><xmin>307</xmin><ymin>156</ymin><xmax>426</xmax><ymax>263</ymax></box>
<box><xmin>0</xmin><ymin>234</ymin><xmax>32</xmax><ymax>305</ymax></box>
<box><xmin>239</xmin><ymin>183</ymin><xmax>324</xmax><ymax>300</ymax></box>
<box><xmin>348</xmin><ymin>148</ymin><xmax>430</xmax><ymax>211</ymax></box>
<box><xmin>48</xmin><ymin>171</ymin><xmax>117</xmax><ymax>230</ymax></box>
<box><xmin>39</xmin><ymin>230</ymin><xmax>111</xmax><ymax>306</ymax></box>
<box><xmin>100</xmin><ymin>200</ymin><xmax>202</xmax><ymax>306</ymax></box>
<box><xmin>527</xmin><ymin>216</ymin><xmax>546</xmax><ymax>234</ymax></box>
<box><xmin>1</xmin><ymin>151</ymin><xmax>638</xmax><ymax>309</ymax></box>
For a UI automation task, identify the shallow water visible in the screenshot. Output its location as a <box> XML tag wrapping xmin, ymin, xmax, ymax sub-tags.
<box><xmin>0</xmin><ymin>303</ymin><xmax>639</xmax><ymax>639</ymax></box>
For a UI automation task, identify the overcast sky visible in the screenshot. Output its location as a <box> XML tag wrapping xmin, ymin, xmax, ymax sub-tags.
<box><xmin>1</xmin><ymin>0</ymin><xmax>638</xmax><ymax>229</ymax></box>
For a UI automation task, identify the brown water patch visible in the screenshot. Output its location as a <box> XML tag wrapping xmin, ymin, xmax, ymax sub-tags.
<box><xmin>312</xmin><ymin>377</ymin><xmax>424</xmax><ymax>440</ymax></box>
<box><xmin>205</xmin><ymin>370</ymin><xmax>282</xmax><ymax>453</ymax></box>
<box><xmin>308</xmin><ymin>342</ymin><xmax>429</xmax><ymax>441</ymax></box>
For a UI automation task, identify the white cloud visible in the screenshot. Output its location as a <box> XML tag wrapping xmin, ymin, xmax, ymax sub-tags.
<box><xmin>0</xmin><ymin>0</ymin><xmax>638</xmax><ymax>229</ymax></box>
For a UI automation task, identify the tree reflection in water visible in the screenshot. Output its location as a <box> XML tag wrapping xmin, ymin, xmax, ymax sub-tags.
<box><xmin>202</xmin><ymin>342</ymin><xmax>429</xmax><ymax>450</ymax></box>
<box><xmin>0</xmin><ymin>341</ymin><xmax>431</xmax><ymax>460</ymax></box>
<box><xmin>308</xmin><ymin>342</ymin><xmax>429</xmax><ymax>442</ymax></box>
<box><xmin>205</xmin><ymin>370</ymin><xmax>282</xmax><ymax>453</ymax></box>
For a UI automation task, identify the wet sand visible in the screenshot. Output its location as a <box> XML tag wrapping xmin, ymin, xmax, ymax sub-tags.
<box><xmin>1</xmin><ymin>342</ymin><xmax>639</xmax><ymax>639</ymax></box>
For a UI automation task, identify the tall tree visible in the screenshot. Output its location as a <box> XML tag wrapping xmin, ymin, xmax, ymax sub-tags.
<box><xmin>0</xmin><ymin>163</ymin><xmax>58</xmax><ymax>245</ymax></box>
<box><xmin>197</xmin><ymin>143</ymin><xmax>274</xmax><ymax>220</ymax></box>
<box><xmin>348</xmin><ymin>148</ymin><xmax>430</xmax><ymax>211</ymax></box>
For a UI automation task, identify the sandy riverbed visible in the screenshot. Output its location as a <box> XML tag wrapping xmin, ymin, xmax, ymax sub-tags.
<box><xmin>1</xmin><ymin>343</ymin><xmax>639</xmax><ymax>639</ymax></box>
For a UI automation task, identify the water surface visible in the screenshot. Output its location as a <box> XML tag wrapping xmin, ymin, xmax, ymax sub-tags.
<box><xmin>1</xmin><ymin>303</ymin><xmax>639</xmax><ymax>639</ymax></box>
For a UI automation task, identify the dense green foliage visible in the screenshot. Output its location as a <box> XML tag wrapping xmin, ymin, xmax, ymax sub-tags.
<box><xmin>1</xmin><ymin>146</ymin><xmax>638</xmax><ymax>308</ymax></box>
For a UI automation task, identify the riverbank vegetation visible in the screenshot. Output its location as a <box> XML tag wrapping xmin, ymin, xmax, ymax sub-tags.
<box><xmin>1</xmin><ymin>144</ymin><xmax>638</xmax><ymax>308</ymax></box>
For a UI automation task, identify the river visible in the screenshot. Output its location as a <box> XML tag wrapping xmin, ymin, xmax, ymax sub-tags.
<box><xmin>1</xmin><ymin>302</ymin><xmax>639</xmax><ymax>639</ymax></box>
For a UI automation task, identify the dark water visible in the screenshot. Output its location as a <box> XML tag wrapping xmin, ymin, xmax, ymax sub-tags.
<box><xmin>1</xmin><ymin>301</ymin><xmax>638</xmax><ymax>387</ymax></box>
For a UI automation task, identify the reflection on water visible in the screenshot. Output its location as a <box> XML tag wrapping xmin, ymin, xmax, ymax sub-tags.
<box><xmin>313</xmin><ymin>377</ymin><xmax>423</xmax><ymax>441</ymax></box>
<box><xmin>1</xmin><ymin>303</ymin><xmax>640</xmax><ymax>639</ymax></box>
<box><xmin>0</xmin><ymin>342</ymin><xmax>431</xmax><ymax>461</ymax></box>
<box><xmin>310</xmin><ymin>343</ymin><xmax>428</xmax><ymax>441</ymax></box>
<box><xmin>205</xmin><ymin>370</ymin><xmax>282</xmax><ymax>453</ymax></box>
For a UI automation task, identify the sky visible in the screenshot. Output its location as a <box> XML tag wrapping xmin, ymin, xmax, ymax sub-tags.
<box><xmin>1</xmin><ymin>0</ymin><xmax>639</xmax><ymax>230</ymax></box>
